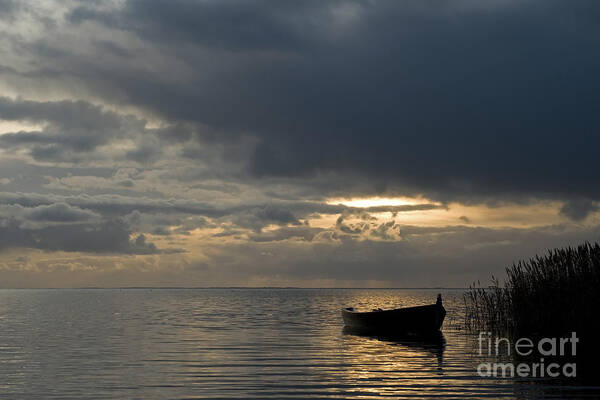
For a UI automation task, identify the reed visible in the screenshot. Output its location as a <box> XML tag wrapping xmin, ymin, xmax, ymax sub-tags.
<box><xmin>464</xmin><ymin>242</ymin><xmax>600</xmax><ymax>337</ymax></box>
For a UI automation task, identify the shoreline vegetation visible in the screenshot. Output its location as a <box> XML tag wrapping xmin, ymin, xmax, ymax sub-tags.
<box><xmin>464</xmin><ymin>242</ymin><xmax>600</xmax><ymax>379</ymax></box>
<box><xmin>464</xmin><ymin>242</ymin><xmax>600</xmax><ymax>336</ymax></box>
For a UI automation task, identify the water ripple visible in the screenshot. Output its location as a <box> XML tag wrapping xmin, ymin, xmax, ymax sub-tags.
<box><xmin>0</xmin><ymin>289</ymin><xmax>598</xmax><ymax>399</ymax></box>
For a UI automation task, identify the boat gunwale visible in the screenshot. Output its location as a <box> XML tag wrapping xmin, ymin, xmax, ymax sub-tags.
<box><xmin>342</xmin><ymin>303</ymin><xmax>441</xmax><ymax>316</ymax></box>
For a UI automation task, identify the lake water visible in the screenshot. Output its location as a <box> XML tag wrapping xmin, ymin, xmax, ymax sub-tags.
<box><xmin>1</xmin><ymin>288</ymin><xmax>598</xmax><ymax>399</ymax></box>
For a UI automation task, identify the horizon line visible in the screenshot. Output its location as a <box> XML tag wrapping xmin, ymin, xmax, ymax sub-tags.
<box><xmin>0</xmin><ymin>286</ymin><xmax>469</xmax><ymax>290</ymax></box>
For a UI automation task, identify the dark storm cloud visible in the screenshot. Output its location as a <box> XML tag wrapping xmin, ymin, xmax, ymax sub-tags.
<box><xmin>60</xmin><ymin>0</ymin><xmax>600</xmax><ymax>203</ymax></box>
<box><xmin>69</xmin><ymin>0</ymin><xmax>327</xmax><ymax>52</ymax></box>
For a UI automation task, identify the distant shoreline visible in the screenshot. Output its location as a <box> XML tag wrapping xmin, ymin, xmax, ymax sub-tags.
<box><xmin>0</xmin><ymin>286</ymin><xmax>469</xmax><ymax>290</ymax></box>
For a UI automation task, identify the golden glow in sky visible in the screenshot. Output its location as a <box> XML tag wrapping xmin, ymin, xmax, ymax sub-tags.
<box><xmin>0</xmin><ymin>120</ymin><xmax>46</xmax><ymax>135</ymax></box>
<box><xmin>326</xmin><ymin>196</ymin><xmax>427</xmax><ymax>208</ymax></box>
<box><xmin>321</xmin><ymin>196</ymin><xmax>575</xmax><ymax>229</ymax></box>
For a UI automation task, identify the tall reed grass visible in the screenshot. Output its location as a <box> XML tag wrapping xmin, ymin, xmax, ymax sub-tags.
<box><xmin>464</xmin><ymin>242</ymin><xmax>600</xmax><ymax>337</ymax></box>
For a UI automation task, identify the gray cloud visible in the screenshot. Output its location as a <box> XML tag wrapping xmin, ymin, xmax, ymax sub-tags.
<box><xmin>230</xmin><ymin>204</ymin><xmax>301</xmax><ymax>232</ymax></box>
<box><xmin>0</xmin><ymin>97</ymin><xmax>145</xmax><ymax>161</ymax></box>
<box><xmin>248</xmin><ymin>226</ymin><xmax>324</xmax><ymax>242</ymax></box>
<box><xmin>560</xmin><ymin>199</ymin><xmax>600</xmax><ymax>221</ymax></box>
<box><xmin>27</xmin><ymin>202</ymin><xmax>99</xmax><ymax>222</ymax></box>
<box><xmin>0</xmin><ymin>203</ymin><xmax>98</xmax><ymax>228</ymax></box>
<box><xmin>0</xmin><ymin>192</ymin><xmax>218</xmax><ymax>217</ymax></box>
<box><xmin>0</xmin><ymin>218</ymin><xmax>172</xmax><ymax>254</ymax></box>
<box><xmin>0</xmin><ymin>0</ymin><xmax>16</xmax><ymax>18</ymax></box>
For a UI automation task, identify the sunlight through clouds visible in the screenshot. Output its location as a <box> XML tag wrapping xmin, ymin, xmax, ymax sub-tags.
<box><xmin>0</xmin><ymin>0</ymin><xmax>599</xmax><ymax>287</ymax></box>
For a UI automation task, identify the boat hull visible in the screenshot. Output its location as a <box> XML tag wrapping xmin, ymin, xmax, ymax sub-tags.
<box><xmin>341</xmin><ymin>304</ymin><xmax>446</xmax><ymax>335</ymax></box>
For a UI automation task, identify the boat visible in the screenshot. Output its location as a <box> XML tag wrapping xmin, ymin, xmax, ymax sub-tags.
<box><xmin>341</xmin><ymin>294</ymin><xmax>446</xmax><ymax>335</ymax></box>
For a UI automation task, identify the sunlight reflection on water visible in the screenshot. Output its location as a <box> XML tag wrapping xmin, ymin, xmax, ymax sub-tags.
<box><xmin>0</xmin><ymin>288</ymin><xmax>598</xmax><ymax>399</ymax></box>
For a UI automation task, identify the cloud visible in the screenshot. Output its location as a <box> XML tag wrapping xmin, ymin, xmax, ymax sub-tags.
<box><xmin>151</xmin><ymin>223</ymin><xmax>599</xmax><ymax>287</ymax></box>
<box><xmin>32</xmin><ymin>0</ymin><xmax>594</xmax><ymax>203</ymax></box>
<box><xmin>370</xmin><ymin>220</ymin><xmax>398</xmax><ymax>240</ymax></box>
<box><xmin>0</xmin><ymin>97</ymin><xmax>146</xmax><ymax>161</ymax></box>
<box><xmin>230</xmin><ymin>204</ymin><xmax>302</xmax><ymax>232</ymax></box>
<box><xmin>0</xmin><ymin>191</ymin><xmax>440</xmax><ymax>226</ymax></box>
<box><xmin>68</xmin><ymin>0</ymin><xmax>326</xmax><ymax>52</ymax></box>
<box><xmin>248</xmin><ymin>226</ymin><xmax>324</xmax><ymax>242</ymax></box>
<box><xmin>1</xmin><ymin>1</ymin><xmax>600</xmax><ymax>286</ymax></box>
<box><xmin>560</xmin><ymin>199</ymin><xmax>599</xmax><ymax>221</ymax></box>
<box><xmin>0</xmin><ymin>0</ymin><xmax>16</xmax><ymax>18</ymax></box>
<box><xmin>0</xmin><ymin>219</ymin><xmax>173</xmax><ymax>254</ymax></box>
<box><xmin>0</xmin><ymin>191</ymin><xmax>218</xmax><ymax>217</ymax></box>
<box><xmin>0</xmin><ymin>203</ymin><xmax>98</xmax><ymax>227</ymax></box>
<box><xmin>335</xmin><ymin>214</ymin><xmax>367</xmax><ymax>235</ymax></box>
<box><xmin>27</xmin><ymin>202</ymin><xmax>99</xmax><ymax>222</ymax></box>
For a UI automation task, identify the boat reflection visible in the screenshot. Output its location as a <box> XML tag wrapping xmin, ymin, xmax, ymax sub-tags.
<box><xmin>342</xmin><ymin>326</ymin><xmax>446</xmax><ymax>373</ymax></box>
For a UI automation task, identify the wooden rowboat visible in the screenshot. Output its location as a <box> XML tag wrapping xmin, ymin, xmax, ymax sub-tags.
<box><xmin>341</xmin><ymin>295</ymin><xmax>446</xmax><ymax>335</ymax></box>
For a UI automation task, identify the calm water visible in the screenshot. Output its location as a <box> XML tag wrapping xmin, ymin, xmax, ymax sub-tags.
<box><xmin>0</xmin><ymin>289</ymin><xmax>598</xmax><ymax>399</ymax></box>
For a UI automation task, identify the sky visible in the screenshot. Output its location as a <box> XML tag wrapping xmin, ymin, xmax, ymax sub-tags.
<box><xmin>0</xmin><ymin>0</ymin><xmax>599</xmax><ymax>288</ymax></box>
